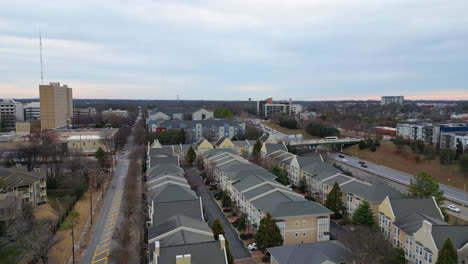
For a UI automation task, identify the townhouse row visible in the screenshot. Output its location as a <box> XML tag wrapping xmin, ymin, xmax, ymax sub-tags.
<box><xmin>146</xmin><ymin>150</ymin><xmax>228</xmax><ymax>264</ymax></box>
<box><xmin>202</xmin><ymin>148</ymin><xmax>333</xmax><ymax>245</ymax></box>
<box><xmin>264</xmin><ymin>145</ymin><xmax>402</xmax><ymax>220</ymax></box>
<box><xmin>378</xmin><ymin>196</ymin><xmax>468</xmax><ymax>264</ymax></box>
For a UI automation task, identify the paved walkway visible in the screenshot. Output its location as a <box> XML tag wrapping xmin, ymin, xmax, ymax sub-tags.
<box><xmin>185</xmin><ymin>167</ymin><xmax>251</xmax><ymax>259</ymax></box>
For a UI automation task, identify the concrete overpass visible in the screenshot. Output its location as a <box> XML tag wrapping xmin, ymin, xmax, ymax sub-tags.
<box><xmin>287</xmin><ymin>137</ymin><xmax>361</xmax><ymax>147</ymax></box>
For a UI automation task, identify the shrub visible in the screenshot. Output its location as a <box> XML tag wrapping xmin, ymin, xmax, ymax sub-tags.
<box><xmin>279</xmin><ymin>118</ymin><xmax>298</xmax><ymax>129</ymax></box>
<box><xmin>370</xmin><ymin>144</ymin><xmax>376</xmax><ymax>152</ymax></box>
<box><xmin>223</xmin><ymin>208</ymin><xmax>232</xmax><ymax>213</ymax></box>
<box><xmin>231</xmin><ymin>212</ymin><xmax>237</xmax><ymax>217</ymax></box>
<box><xmin>262</xmin><ymin>255</ymin><xmax>270</xmax><ymax>262</ymax></box>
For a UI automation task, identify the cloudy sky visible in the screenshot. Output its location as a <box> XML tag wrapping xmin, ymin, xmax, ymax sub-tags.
<box><xmin>1</xmin><ymin>0</ymin><xmax>467</xmax><ymax>100</ymax></box>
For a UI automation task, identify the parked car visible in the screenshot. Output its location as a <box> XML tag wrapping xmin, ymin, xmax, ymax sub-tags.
<box><xmin>361</xmin><ymin>164</ymin><xmax>368</xmax><ymax>168</ymax></box>
<box><xmin>213</xmin><ymin>191</ymin><xmax>223</xmax><ymax>199</ymax></box>
<box><xmin>358</xmin><ymin>161</ymin><xmax>365</xmax><ymax>164</ymax></box>
<box><xmin>231</xmin><ymin>217</ymin><xmax>241</xmax><ymax>224</ymax></box>
<box><xmin>447</xmin><ymin>205</ymin><xmax>461</xmax><ymax>213</ymax></box>
<box><xmin>338</xmin><ymin>154</ymin><xmax>344</xmax><ymax>158</ymax></box>
<box><xmin>248</xmin><ymin>243</ymin><xmax>257</xmax><ymax>250</ymax></box>
<box><xmin>209</xmin><ymin>182</ymin><xmax>218</xmax><ymax>186</ymax></box>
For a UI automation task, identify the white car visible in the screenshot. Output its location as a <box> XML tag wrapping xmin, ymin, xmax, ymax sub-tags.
<box><xmin>248</xmin><ymin>243</ymin><xmax>257</xmax><ymax>250</ymax></box>
<box><xmin>447</xmin><ymin>205</ymin><xmax>461</xmax><ymax>213</ymax></box>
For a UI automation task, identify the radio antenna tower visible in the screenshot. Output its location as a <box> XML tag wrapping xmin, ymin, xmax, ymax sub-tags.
<box><xmin>39</xmin><ymin>29</ymin><xmax>44</xmax><ymax>84</ymax></box>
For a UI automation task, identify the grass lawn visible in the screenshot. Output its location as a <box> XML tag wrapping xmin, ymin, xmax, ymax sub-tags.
<box><xmin>260</xmin><ymin>121</ymin><xmax>317</xmax><ymax>140</ymax></box>
<box><xmin>47</xmin><ymin>189</ymin><xmax>73</xmax><ymax>212</ymax></box>
<box><xmin>0</xmin><ymin>243</ymin><xmax>24</xmax><ymax>264</ymax></box>
<box><xmin>58</xmin><ymin>209</ymin><xmax>80</xmax><ymax>231</ymax></box>
<box><xmin>344</xmin><ymin>140</ymin><xmax>468</xmax><ymax>190</ymax></box>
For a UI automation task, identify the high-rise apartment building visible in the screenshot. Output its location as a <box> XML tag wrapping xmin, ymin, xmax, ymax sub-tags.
<box><xmin>24</xmin><ymin>102</ymin><xmax>40</xmax><ymax>121</ymax></box>
<box><xmin>0</xmin><ymin>99</ymin><xmax>24</xmax><ymax>132</ymax></box>
<box><xmin>381</xmin><ymin>96</ymin><xmax>404</xmax><ymax>105</ymax></box>
<box><xmin>39</xmin><ymin>82</ymin><xmax>73</xmax><ymax>130</ymax></box>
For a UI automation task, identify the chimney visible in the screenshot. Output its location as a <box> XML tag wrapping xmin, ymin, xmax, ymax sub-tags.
<box><xmin>175</xmin><ymin>254</ymin><xmax>191</xmax><ymax>264</ymax></box>
<box><xmin>422</xmin><ymin>220</ymin><xmax>432</xmax><ymax>233</ymax></box>
<box><xmin>219</xmin><ymin>234</ymin><xmax>226</xmax><ymax>249</ymax></box>
<box><xmin>155</xmin><ymin>241</ymin><xmax>160</xmax><ymax>256</ymax></box>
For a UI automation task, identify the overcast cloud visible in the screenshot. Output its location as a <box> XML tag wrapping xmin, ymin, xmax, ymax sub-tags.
<box><xmin>1</xmin><ymin>0</ymin><xmax>467</xmax><ymax>100</ymax></box>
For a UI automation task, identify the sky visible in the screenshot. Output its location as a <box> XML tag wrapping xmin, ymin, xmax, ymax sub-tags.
<box><xmin>1</xmin><ymin>0</ymin><xmax>468</xmax><ymax>101</ymax></box>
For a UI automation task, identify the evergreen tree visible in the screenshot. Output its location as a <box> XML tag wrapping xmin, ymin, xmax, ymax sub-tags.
<box><xmin>211</xmin><ymin>218</ymin><xmax>225</xmax><ymax>240</ymax></box>
<box><xmin>351</xmin><ymin>200</ymin><xmax>375</xmax><ymax>227</ymax></box>
<box><xmin>459</xmin><ymin>154</ymin><xmax>468</xmax><ymax>174</ymax></box>
<box><xmin>237</xmin><ymin>213</ymin><xmax>247</xmax><ymax>231</ymax></box>
<box><xmin>271</xmin><ymin>165</ymin><xmax>288</xmax><ymax>185</ymax></box>
<box><xmin>325</xmin><ymin>182</ymin><xmax>345</xmax><ymax>219</ymax></box>
<box><xmin>408</xmin><ymin>172</ymin><xmax>444</xmax><ymax>206</ymax></box>
<box><xmin>298</xmin><ymin>176</ymin><xmax>308</xmax><ymax>193</ymax></box>
<box><xmin>95</xmin><ymin>147</ymin><xmax>105</xmax><ymax>160</ymax></box>
<box><xmin>221</xmin><ymin>192</ymin><xmax>232</xmax><ymax>207</ymax></box>
<box><xmin>180</xmin><ymin>128</ymin><xmax>186</xmax><ymax>144</ymax></box>
<box><xmin>186</xmin><ymin>145</ymin><xmax>196</xmax><ymax>166</ymax></box>
<box><xmin>440</xmin><ymin>148</ymin><xmax>456</xmax><ymax>165</ymax></box>
<box><xmin>436</xmin><ymin>238</ymin><xmax>458</xmax><ymax>264</ymax></box>
<box><xmin>254</xmin><ymin>212</ymin><xmax>283</xmax><ymax>252</ymax></box>
<box><xmin>253</xmin><ymin>139</ymin><xmax>262</xmax><ymax>157</ymax></box>
<box><xmin>455</xmin><ymin>140</ymin><xmax>464</xmax><ymax>159</ymax></box>
<box><xmin>391</xmin><ymin>247</ymin><xmax>406</xmax><ymax>264</ymax></box>
<box><xmin>359</xmin><ymin>140</ymin><xmax>367</xmax><ymax>150</ymax></box>
<box><xmin>211</xmin><ymin>218</ymin><xmax>234</xmax><ymax>264</ymax></box>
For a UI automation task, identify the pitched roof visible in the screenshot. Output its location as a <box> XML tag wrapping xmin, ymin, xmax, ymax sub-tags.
<box><xmin>267</xmin><ymin>240</ymin><xmax>351</xmax><ymax>264</ymax></box>
<box><xmin>395</xmin><ymin>212</ymin><xmax>446</xmax><ymax>235</ymax></box>
<box><xmin>149</xmin><ymin>156</ymin><xmax>179</xmax><ymax>168</ymax></box>
<box><xmin>340</xmin><ymin>182</ymin><xmax>402</xmax><ymax>202</ymax></box>
<box><xmin>148</xmin><ymin>184</ymin><xmax>198</xmax><ymax>203</ymax></box>
<box><xmin>147</xmin><ymin>163</ymin><xmax>184</xmax><ymax>178</ymax></box>
<box><xmin>214</xmin><ymin>137</ymin><xmax>231</xmax><ymax>147</ymax></box>
<box><xmin>431</xmin><ymin>225</ymin><xmax>468</xmax><ymax>250</ymax></box>
<box><xmin>148</xmin><ymin>147</ymin><xmax>174</xmax><ymax>157</ymax></box>
<box><xmin>153</xmin><ymin>199</ymin><xmax>202</xmax><ymax>226</ymax></box>
<box><xmin>2</xmin><ymin>171</ymin><xmax>44</xmax><ymax>190</ymax></box>
<box><xmin>264</xmin><ymin>143</ymin><xmax>287</xmax><ymax>154</ymax></box>
<box><xmin>157</xmin><ymin>240</ymin><xmax>226</xmax><ymax>264</ymax></box>
<box><xmin>389</xmin><ymin>197</ymin><xmax>443</xmax><ymax>221</ymax></box>
<box><xmin>323</xmin><ymin>175</ymin><xmax>354</xmax><ymax>186</ymax></box>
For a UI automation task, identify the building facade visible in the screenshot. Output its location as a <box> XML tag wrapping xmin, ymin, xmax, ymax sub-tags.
<box><xmin>0</xmin><ymin>168</ymin><xmax>47</xmax><ymax>207</ymax></box>
<box><xmin>39</xmin><ymin>82</ymin><xmax>73</xmax><ymax>130</ymax></box>
<box><xmin>0</xmin><ymin>99</ymin><xmax>24</xmax><ymax>131</ymax></box>
<box><xmin>243</xmin><ymin>98</ymin><xmax>303</xmax><ymax>117</ymax></box>
<box><xmin>24</xmin><ymin>102</ymin><xmax>40</xmax><ymax>121</ymax></box>
<box><xmin>73</xmin><ymin>107</ymin><xmax>97</xmax><ymax>118</ymax></box>
<box><xmin>381</xmin><ymin>96</ymin><xmax>404</xmax><ymax>105</ymax></box>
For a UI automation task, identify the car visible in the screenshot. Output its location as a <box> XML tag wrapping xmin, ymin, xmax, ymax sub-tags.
<box><xmin>231</xmin><ymin>217</ymin><xmax>240</xmax><ymax>224</ymax></box>
<box><xmin>358</xmin><ymin>161</ymin><xmax>365</xmax><ymax>164</ymax></box>
<box><xmin>361</xmin><ymin>164</ymin><xmax>368</xmax><ymax>168</ymax></box>
<box><xmin>338</xmin><ymin>154</ymin><xmax>344</xmax><ymax>158</ymax></box>
<box><xmin>209</xmin><ymin>181</ymin><xmax>218</xmax><ymax>186</ymax></box>
<box><xmin>342</xmin><ymin>159</ymin><xmax>347</xmax><ymax>162</ymax></box>
<box><xmin>123</xmin><ymin>148</ymin><xmax>126</xmax><ymax>151</ymax></box>
<box><xmin>248</xmin><ymin>243</ymin><xmax>257</xmax><ymax>250</ymax></box>
<box><xmin>447</xmin><ymin>205</ymin><xmax>461</xmax><ymax>213</ymax></box>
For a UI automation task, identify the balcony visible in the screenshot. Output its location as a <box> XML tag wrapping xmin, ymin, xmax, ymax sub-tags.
<box><xmin>40</xmin><ymin>190</ymin><xmax>47</xmax><ymax>197</ymax></box>
<box><xmin>40</xmin><ymin>182</ymin><xmax>46</xmax><ymax>188</ymax></box>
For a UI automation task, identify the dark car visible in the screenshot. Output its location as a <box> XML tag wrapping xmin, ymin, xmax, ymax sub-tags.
<box><xmin>361</xmin><ymin>164</ymin><xmax>368</xmax><ymax>168</ymax></box>
<box><xmin>338</xmin><ymin>154</ymin><xmax>344</xmax><ymax>158</ymax></box>
<box><xmin>358</xmin><ymin>161</ymin><xmax>365</xmax><ymax>164</ymax></box>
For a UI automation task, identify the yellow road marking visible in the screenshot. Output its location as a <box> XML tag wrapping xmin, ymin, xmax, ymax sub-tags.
<box><xmin>101</xmin><ymin>237</ymin><xmax>111</xmax><ymax>243</ymax></box>
<box><xmin>111</xmin><ymin>201</ymin><xmax>121</xmax><ymax>206</ymax></box>
<box><xmin>98</xmin><ymin>242</ymin><xmax>111</xmax><ymax>248</ymax></box>
<box><xmin>110</xmin><ymin>208</ymin><xmax>119</xmax><ymax>213</ymax></box>
<box><xmin>107</xmin><ymin>216</ymin><xmax>118</xmax><ymax>222</ymax></box>
<box><xmin>111</xmin><ymin>204</ymin><xmax>120</xmax><ymax>209</ymax></box>
<box><xmin>105</xmin><ymin>221</ymin><xmax>115</xmax><ymax>226</ymax></box>
<box><xmin>113</xmin><ymin>197</ymin><xmax>122</xmax><ymax>201</ymax></box>
<box><xmin>103</xmin><ymin>226</ymin><xmax>114</xmax><ymax>231</ymax></box>
<box><xmin>108</xmin><ymin>212</ymin><xmax>119</xmax><ymax>217</ymax></box>
<box><xmin>102</xmin><ymin>232</ymin><xmax>112</xmax><ymax>237</ymax></box>
<box><xmin>92</xmin><ymin>252</ymin><xmax>109</xmax><ymax>264</ymax></box>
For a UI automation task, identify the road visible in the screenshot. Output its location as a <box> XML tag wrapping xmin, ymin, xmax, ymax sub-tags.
<box><xmin>329</xmin><ymin>153</ymin><xmax>468</xmax><ymax>218</ymax></box>
<box><xmin>80</xmin><ymin>117</ymin><xmax>139</xmax><ymax>264</ymax></box>
<box><xmin>184</xmin><ymin>168</ymin><xmax>251</xmax><ymax>260</ymax></box>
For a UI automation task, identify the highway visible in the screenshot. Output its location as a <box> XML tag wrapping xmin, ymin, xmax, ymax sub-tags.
<box><xmin>80</xmin><ymin>116</ymin><xmax>139</xmax><ymax>264</ymax></box>
<box><xmin>329</xmin><ymin>153</ymin><xmax>468</xmax><ymax>217</ymax></box>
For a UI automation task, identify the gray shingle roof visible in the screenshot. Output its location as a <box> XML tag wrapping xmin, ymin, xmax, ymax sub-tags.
<box><xmin>232</xmin><ymin>140</ymin><xmax>250</xmax><ymax>147</ymax></box>
<box><xmin>264</xmin><ymin>143</ymin><xmax>287</xmax><ymax>154</ymax></box>
<box><xmin>147</xmin><ymin>163</ymin><xmax>184</xmax><ymax>178</ymax></box>
<box><xmin>157</xmin><ymin>241</ymin><xmax>226</xmax><ymax>264</ymax></box>
<box><xmin>340</xmin><ymin>182</ymin><xmax>402</xmax><ymax>202</ymax></box>
<box><xmin>323</xmin><ymin>175</ymin><xmax>353</xmax><ymax>186</ymax></box>
<box><xmin>395</xmin><ymin>212</ymin><xmax>446</xmax><ymax>235</ymax></box>
<box><xmin>267</xmin><ymin>240</ymin><xmax>351</xmax><ymax>264</ymax></box>
<box><xmin>431</xmin><ymin>225</ymin><xmax>468</xmax><ymax>250</ymax></box>
<box><xmin>149</xmin><ymin>156</ymin><xmax>179</xmax><ymax>168</ymax></box>
<box><xmin>148</xmin><ymin>184</ymin><xmax>198</xmax><ymax>203</ymax></box>
<box><xmin>149</xmin><ymin>214</ymin><xmax>212</xmax><ymax>246</ymax></box>
<box><xmin>389</xmin><ymin>197</ymin><xmax>443</xmax><ymax>221</ymax></box>
<box><xmin>148</xmin><ymin>147</ymin><xmax>174</xmax><ymax>157</ymax></box>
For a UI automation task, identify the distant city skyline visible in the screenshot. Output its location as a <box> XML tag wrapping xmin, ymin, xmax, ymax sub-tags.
<box><xmin>1</xmin><ymin>0</ymin><xmax>468</xmax><ymax>100</ymax></box>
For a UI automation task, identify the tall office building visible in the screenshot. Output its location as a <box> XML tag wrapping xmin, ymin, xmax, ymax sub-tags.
<box><xmin>381</xmin><ymin>96</ymin><xmax>404</xmax><ymax>105</ymax></box>
<box><xmin>0</xmin><ymin>99</ymin><xmax>24</xmax><ymax>132</ymax></box>
<box><xmin>24</xmin><ymin>102</ymin><xmax>41</xmax><ymax>121</ymax></box>
<box><xmin>39</xmin><ymin>82</ymin><xmax>73</xmax><ymax>129</ymax></box>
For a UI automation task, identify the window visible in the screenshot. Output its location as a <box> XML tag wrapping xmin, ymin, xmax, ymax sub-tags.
<box><xmin>424</xmin><ymin>252</ymin><xmax>428</xmax><ymax>261</ymax></box>
<box><xmin>428</xmin><ymin>254</ymin><xmax>432</xmax><ymax>263</ymax></box>
<box><xmin>302</xmin><ymin>232</ymin><xmax>306</xmax><ymax>237</ymax></box>
<box><xmin>296</xmin><ymin>221</ymin><xmax>298</xmax><ymax>226</ymax></box>
<box><xmin>295</xmin><ymin>232</ymin><xmax>298</xmax><ymax>237</ymax></box>
<box><xmin>318</xmin><ymin>218</ymin><xmax>328</xmax><ymax>227</ymax></box>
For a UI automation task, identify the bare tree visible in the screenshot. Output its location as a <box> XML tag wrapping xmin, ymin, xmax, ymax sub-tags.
<box><xmin>0</xmin><ymin>204</ymin><xmax>33</xmax><ymax>247</ymax></box>
<box><xmin>19</xmin><ymin>220</ymin><xmax>62</xmax><ymax>264</ymax></box>
<box><xmin>100</xmin><ymin>131</ymin><xmax>115</xmax><ymax>153</ymax></box>
<box><xmin>16</xmin><ymin>140</ymin><xmax>42</xmax><ymax>171</ymax></box>
<box><xmin>338</xmin><ymin>226</ymin><xmax>393</xmax><ymax>264</ymax></box>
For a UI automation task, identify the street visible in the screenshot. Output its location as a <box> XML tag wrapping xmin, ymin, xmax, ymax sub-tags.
<box><xmin>329</xmin><ymin>153</ymin><xmax>468</xmax><ymax>219</ymax></box>
<box><xmin>184</xmin><ymin>167</ymin><xmax>251</xmax><ymax>260</ymax></box>
<box><xmin>79</xmin><ymin>117</ymin><xmax>139</xmax><ymax>264</ymax></box>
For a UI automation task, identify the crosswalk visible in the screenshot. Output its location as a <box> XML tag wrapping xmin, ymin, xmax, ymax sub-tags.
<box><xmin>90</xmin><ymin>190</ymin><xmax>123</xmax><ymax>264</ymax></box>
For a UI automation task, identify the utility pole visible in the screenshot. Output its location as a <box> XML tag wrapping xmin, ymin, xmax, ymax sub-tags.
<box><xmin>90</xmin><ymin>183</ymin><xmax>93</xmax><ymax>225</ymax></box>
<box><xmin>71</xmin><ymin>221</ymin><xmax>75</xmax><ymax>264</ymax></box>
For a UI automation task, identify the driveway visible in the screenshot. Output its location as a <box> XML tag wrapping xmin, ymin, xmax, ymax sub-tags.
<box><xmin>185</xmin><ymin>168</ymin><xmax>251</xmax><ymax>259</ymax></box>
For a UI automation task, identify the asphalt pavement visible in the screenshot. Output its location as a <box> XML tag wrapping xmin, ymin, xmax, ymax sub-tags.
<box><xmin>329</xmin><ymin>153</ymin><xmax>468</xmax><ymax>218</ymax></box>
<box><xmin>184</xmin><ymin>168</ymin><xmax>251</xmax><ymax>260</ymax></box>
<box><xmin>79</xmin><ymin>117</ymin><xmax>139</xmax><ymax>264</ymax></box>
